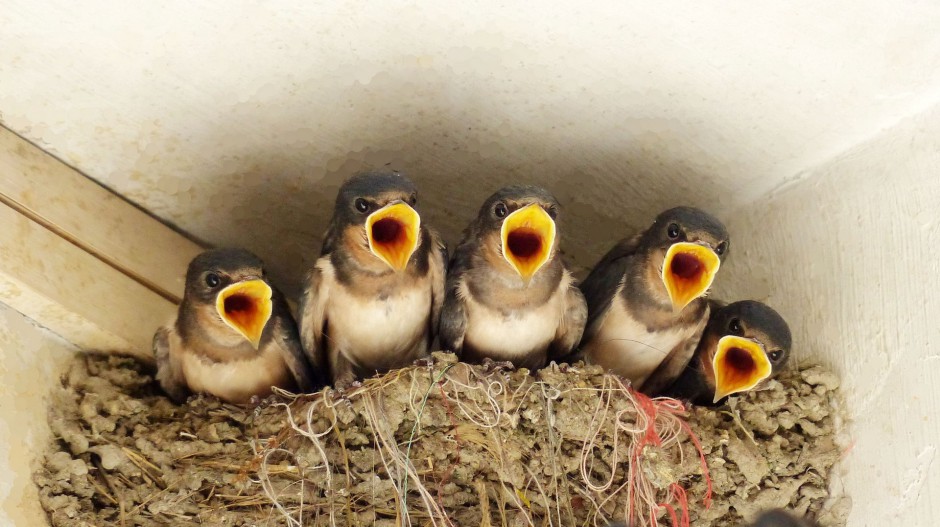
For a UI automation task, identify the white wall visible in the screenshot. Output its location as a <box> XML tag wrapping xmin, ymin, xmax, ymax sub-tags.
<box><xmin>720</xmin><ymin>104</ymin><xmax>940</xmax><ymax>525</ymax></box>
<box><xmin>3</xmin><ymin>0</ymin><xmax>940</xmax><ymax>291</ymax></box>
<box><xmin>2</xmin><ymin>1</ymin><xmax>940</xmax><ymax>525</ymax></box>
<box><xmin>0</xmin><ymin>303</ymin><xmax>75</xmax><ymax>527</ymax></box>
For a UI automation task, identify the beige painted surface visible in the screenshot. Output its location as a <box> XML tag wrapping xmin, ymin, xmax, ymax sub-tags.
<box><xmin>2</xmin><ymin>1</ymin><xmax>940</xmax><ymax>526</ymax></box>
<box><xmin>0</xmin><ymin>201</ymin><xmax>178</xmax><ymax>361</ymax></box>
<box><xmin>2</xmin><ymin>1</ymin><xmax>940</xmax><ymax>293</ymax></box>
<box><xmin>0</xmin><ymin>302</ymin><xmax>75</xmax><ymax>527</ymax></box>
<box><xmin>0</xmin><ymin>127</ymin><xmax>205</xmax><ymax>303</ymax></box>
<box><xmin>719</xmin><ymin>105</ymin><xmax>940</xmax><ymax>526</ymax></box>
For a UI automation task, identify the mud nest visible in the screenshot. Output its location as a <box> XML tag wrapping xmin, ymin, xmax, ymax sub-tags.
<box><xmin>36</xmin><ymin>352</ymin><xmax>849</xmax><ymax>527</ymax></box>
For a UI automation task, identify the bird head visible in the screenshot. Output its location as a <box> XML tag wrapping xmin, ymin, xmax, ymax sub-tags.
<box><xmin>184</xmin><ymin>248</ymin><xmax>273</xmax><ymax>350</ymax></box>
<box><xmin>706</xmin><ymin>300</ymin><xmax>792</xmax><ymax>403</ymax></box>
<box><xmin>640</xmin><ymin>206</ymin><xmax>729</xmax><ymax>312</ymax></box>
<box><xmin>476</xmin><ymin>185</ymin><xmax>560</xmax><ymax>283</ymax></box>
<box><xmin>750</xmin><ymin>509</ymin><xmax>817</xmax><ymax>527</ymax></box>
<box><xmin>333</xmin><ymin>172</ymin><xmax>422</xmax><ymax>272</ymax></box>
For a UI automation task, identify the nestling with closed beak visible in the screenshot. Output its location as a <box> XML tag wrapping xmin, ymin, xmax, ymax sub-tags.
<box><xmin>298</xmin><ymin>172</ymin><xmax>447</xmax><ymax>387</ymax></box>
<box><xmin>660</xmin><ymin>299</ymin><xmax>792</xmax><ymax>405</ymax></box>
<box><xmin>154</xmin><ymin>248</ymin><xmax>319</xmax><ymax>404</ymax></box>
<box><xmin>438</xmin><ymin>185</ymin><xmax>587</xmax><ymax>371</ymax></box>
<box><xmin>578</xmin><ymin>206</ymin><xmax>729</xmax><ymax>393</ymax></box>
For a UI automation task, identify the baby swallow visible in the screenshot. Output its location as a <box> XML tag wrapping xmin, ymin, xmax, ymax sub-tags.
<box><xmin>298</xmin><ymin>172</ymin><xmax>447</xmax><ymax>387</ymax></box>
<box><xmin>661</xmin><ymin>300</ymin><xmax>792</xmax><ymax>405</ymax></box>
<box><xmin>438</xmin><ymin>185</ymin><xmax>587</xmax><ymax>371</ymax></box>
<box><xmin>750</xmin><ymin>509</ymin><xmax>817</xmax><ymax>527</ymax></box>
<box><xmin>153</xmin><ymin>248</ymin><xmax>318</xmax><ymax>404</ymax></box>
<box><xmin>578</xmin><ymin>207</ymin><xmax>729</xmax><ymax>393</ymax></box>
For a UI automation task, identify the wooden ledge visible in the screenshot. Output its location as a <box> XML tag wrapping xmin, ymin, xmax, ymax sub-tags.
<box><xmin>0</xmin><ymin>126</ymin><xmax>205</xmax><ymax>359</ymax></box>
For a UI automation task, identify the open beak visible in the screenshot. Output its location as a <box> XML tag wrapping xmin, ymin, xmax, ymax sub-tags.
<box><xmin>711</xmin><ymin>335</ymin><xmax>772</xmax><ymax>403</ymax></box>
<box><xmin>661</xmin><ymin>242</ymin><xmax>721</xmax><ymax>311</ymax></box>
<box><xmin>366</xmin><ymin>201</ymin><xmax>421</xmax><ymax>271</ymax></box>
<box><xmin>500</xmin><ymin>204</ymin><xmax>556</xmax><ymax>281</ymax></box>
<box><xmin>215</xmin><ymin>279</ymin><xmax>273</xmax><ymax>350</ymax></box>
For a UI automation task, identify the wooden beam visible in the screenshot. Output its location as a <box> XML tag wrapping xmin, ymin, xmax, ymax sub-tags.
<box><xmin>0</xmin><ymin>126</ymin><xmax>208</xmax><ymax>358</ymax></box>
<box><xmin>0</xmin><ymin>201</ymin><xmax>175</xmax><ymax>360</ymax></box>
<box><xmin>0</xmin><ymin>126</ymin><xmax>204</xmax><ymax>303</ymax></box>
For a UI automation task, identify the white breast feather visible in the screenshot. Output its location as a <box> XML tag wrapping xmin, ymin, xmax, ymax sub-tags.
<box><xmin>461</xmin><ymin>277</ymin><xmax>568</xmax><ymax>358</ymax></box>
<box><xmin>182</xmin><ymin>350</ymin><xmax>288</xmax><ymax>403</ymax></box>
<box><xmin>586</xmin><ymin>292</ymin><xmax>696</xmax><ymax>386</ymax></box>
<box><xmin>327</xmin><ymin>284</ymin><xmax>431</xmax><ymax>366</ymax></box>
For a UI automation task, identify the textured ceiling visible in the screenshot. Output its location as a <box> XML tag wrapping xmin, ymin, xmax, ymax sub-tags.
<box><xmin>3</xmin><ymin>0</ymin><xmax>940</xmax><ymax>294</ymax></box>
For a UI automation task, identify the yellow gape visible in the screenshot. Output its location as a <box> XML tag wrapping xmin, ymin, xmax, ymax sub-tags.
<box><xmin>662</xmin><ymin>242</ymin><xmax>721</xmax><ymax>311</ymax></box>
<box><xmin>216</xmin><ymin>279</ymin><xmax>273</xmax><ymax>350</ymax></box>
<box><xmin>366</xmin><ymin>202</ymin><xmax>421</xmax><ymax>271</ymax></box>
<box><xmin>712</xmin><ymin>335</ymin><xmax>772</xmax><ymax>403</ymax></box>
<box><xmin>500</xmin><ymin>204</ymin><xmax>556</xmax><ymax>281</ymax></box>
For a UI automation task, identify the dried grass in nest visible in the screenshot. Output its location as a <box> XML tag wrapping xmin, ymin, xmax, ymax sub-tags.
<box><xmin>35</xmin><ymin>352</ymin><xmax>849</xmax><ymax>527</ymax></box>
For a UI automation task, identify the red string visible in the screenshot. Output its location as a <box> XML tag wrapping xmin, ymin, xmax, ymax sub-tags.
<box><xmin>630</xmin><ymin>388</ymin><xmax>669</xmax><ymax>526</ymax></box>
<box><xmin>677</xmin><ymin>419</ymin><xmax>713</xmax><ymax>509</ymax></box>
<box><xmin>655</xmin><ymin>396</ymin><xmax>713</xmax><ymax>510</ymax></box>
<box><xmin>657</xmin><ymin>503</ymin><xmax>680</xmax><ymax>527</ymax></box>
<box><xmin>625</xmin><ymin>389</ymin><xmax>714</xmax><ymax>526</ymax></box>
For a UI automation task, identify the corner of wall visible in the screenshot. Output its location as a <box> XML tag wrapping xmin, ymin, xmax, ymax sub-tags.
<box><xmin>0</xmin><ymin>302</ymin><xmax>77</xmax><ymax>527</ymax></box>
<box><xmin>715</xmin><ymin>102</ymin><xmax>940</xmax><ymax>526</ymax></box>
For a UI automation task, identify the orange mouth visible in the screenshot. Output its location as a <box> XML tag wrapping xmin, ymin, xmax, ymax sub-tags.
<box><xmin>712</xmin><ymin>335</ymin><xmax>772</xmax><ymax>403</ymax></box>
<box><xmin>366</xmin><ymin>202</ymin><xmax>421</xmax><ymax>271</ymax></box>
<box><xmin>500</xmin><ymin>204</ymin><xmax>556</xmax><ymax>281</ymax></box>
<box><xmin>661</xmin><ymin>242</ymin><xmax>720</xmax><ymax>311</ymax></box>
<box><xmin>215</xmin><ymin>279</ymin><xmax>273</xmax><ymax>349</ymax></box>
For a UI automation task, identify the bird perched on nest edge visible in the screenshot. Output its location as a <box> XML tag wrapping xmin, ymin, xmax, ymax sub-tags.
<box><xmin>298</xmin><ymin>172</ymin><xmax>448</xmax><ymax>388</ymax></box>
<box><xmin>659</xmin><ymin>299</ymin><xmax>792</xmax><ymax>405</ymax></box>
<box><xmin>154</xmin><ymin>248</ymin><xmax>318</xmax><ymax>404</ymax></box>
<box><xmin>578</xmin><ymin>206</ymin><xmax>729</xmax><ymax>394</ymax></box>
<box><xmin>438</xmin><ymin>185</ymin><xmax>587</xmax><ymax>371</ymax></box>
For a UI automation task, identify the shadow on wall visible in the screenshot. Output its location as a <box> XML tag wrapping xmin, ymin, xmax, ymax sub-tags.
<box><xmin>185</xmin><ymin>77</ymin><xmax>740</xmax><ymax>297</ymax></box>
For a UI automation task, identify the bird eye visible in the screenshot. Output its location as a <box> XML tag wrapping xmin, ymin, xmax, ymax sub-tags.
<box><xmin>769</xmin><ymin>350</ymin><xmax>784</xmax><ymax>362</ymax></box>
<box><xmin>355</xmin><ymin>198</ymin><xmax>370</xmax><ymax>213</ymax></box>
<box><xmin>494</xmin><ymin>202</ymin><xmax>508</xmax><ymax>218</ymax></box>
<box><xmin>715</xmin><ymin>241</ymin><xmax>728</xmax><ymax>255</ymax></box>
<box><xmin>409</xmin><ymin>193</ymin><xmax>417</xmax><ymax>206</ymax></box>
<box><xmin>728</xmin><ymin>317</ymin><xmax>742</xmax><ymax>334</ymax></box>
<box><xmin>667</xmin><ymin>223</ymin><xmax>680</xmax><ymax>239</ymax></box>
<box><xmin>205</xmin><ymin>273</ymin><xmax>221</xmax><ymax>288</ymax></box>
<box><xmin>547</xmin><ymin>205</ymin><xmax>558</xmax><ymax>220</ymax></box>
